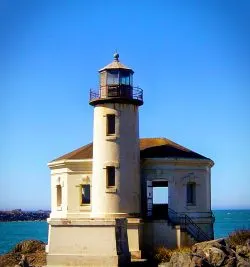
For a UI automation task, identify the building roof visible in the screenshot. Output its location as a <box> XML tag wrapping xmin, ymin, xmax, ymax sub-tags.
<box><xmin>51</xmin><ymin>138</ymin><xmax>211</xmax><ymax>162</ymax></box>
<box><xmin>99</xmin><ymin>53</ymin><xmax>133</xmax><ymax>72</ymax></box>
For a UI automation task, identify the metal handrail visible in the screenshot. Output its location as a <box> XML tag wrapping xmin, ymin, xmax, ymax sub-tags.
<box><xmin>89</xmin><ymin>85</ymin><xmax>143</xmax><ymax>102</ymax></box>
<box><xmin>168</xmin><ymin>208</ymin><xmax>211</xmax><ymax>242</ymax></box>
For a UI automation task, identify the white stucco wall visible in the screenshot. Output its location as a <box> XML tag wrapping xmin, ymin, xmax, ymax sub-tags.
<box><xmin>141</xmin><ymin>158</ymin><xmax>214</xmax><ymax>239</ymax></box>
<box><xmin>141</xmin><ymin>158</ymin><xmax>213</xmax><ymax>214</ymax></box>
<box><xmin>48</xmin><ymin>160</ymin><xmax>92</xmax><ymax>219</ymax></box>
<box><xmin>46</xmin><ymin>219</ymin><xmax>121</xmax><ymax>267</ymax></box>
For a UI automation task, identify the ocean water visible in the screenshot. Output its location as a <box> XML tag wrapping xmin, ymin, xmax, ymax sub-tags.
<box><xmin>0</xmin><ymin>221</ymin><xmax>48</xmax><ymax>255</ymax></box>
<box><xmin>213</xmin><ymin>210</ymin><xmax>250</xmax><ymax>238</ymax></box>
<box><xmin>0</xmin><ymin>210</ymin><xmax>250</xmax><ymax>255</ymax></box>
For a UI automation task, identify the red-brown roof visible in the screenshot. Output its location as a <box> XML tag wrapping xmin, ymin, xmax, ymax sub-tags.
<box><xmin>51</xmin><ymin>138</ymin><xmax>210</xmax><ymax>162</ymax></box>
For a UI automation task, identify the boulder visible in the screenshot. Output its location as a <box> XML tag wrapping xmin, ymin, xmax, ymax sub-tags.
<box><xmin>191</xmin><ymin>255</ymin><xmax>210</xmax><ymax>267</ymax></box>
<box><xmin>207</xmin><ymin>247</ymin><xmax>226</xmax><ymax>266</ymax></box>
<box><xmin>222</xmin><ymin>257</ymin><xmax>236</xmax><ymax>267</ymax></box>
<box><xmin>168</xmin><ymin>252</ymin><xmax>192</xmax><ymax>267</ymax></box>
<box><xmin>0</xmin><ymin>240</ymin><xmax>46</xmax><ymax>267</ymax></box>
<box><xmin>236</xmin><ymin>245</ymin><xmax>250</xmax><ymax>258</ymax></box>
<box><xmin>159</xmin><ymin>238</ymin><xmax>250</xmax><ymax>267</ymax></box>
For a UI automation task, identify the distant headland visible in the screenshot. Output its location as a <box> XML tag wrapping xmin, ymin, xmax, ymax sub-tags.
<box><xmin>0</xmin><ymin>209</ymin><xmax>50</xmax><ymax>222</ymax></box>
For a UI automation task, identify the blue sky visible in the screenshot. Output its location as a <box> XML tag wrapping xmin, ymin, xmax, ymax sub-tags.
<box><xmin>0</xmin><ymin>0</ymin><xmax>249</xmax><ymax>210</ymax></box>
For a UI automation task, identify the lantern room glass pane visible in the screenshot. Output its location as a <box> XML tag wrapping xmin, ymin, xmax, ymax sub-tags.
<box><xmin>107</xmin><ymin>71</ymin><xmax>119</xmax><ymax>85</ymax></box>
<box><xmin>130</xmin><ymin>73</ymin><xmax>133</xmax><ymax>86</ymax></box>
<box><xmin>120</xmin><ymin>74</ymin><xmax>130</xmax><ymax>85</ymax></box>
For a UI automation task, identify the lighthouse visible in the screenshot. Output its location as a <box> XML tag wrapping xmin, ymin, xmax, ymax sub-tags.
<box><xmin>46</xmin><ymin>54</ymin><xmax>215</xmax><ymax>266</ymax></box>
<box><xmin>89</xmin><ymin>53</ymin><xmax>143</xmax><ymax>218</ymax></box>
<box><xmin>46</xmin><ymin>54</ymin><xmax>143</xmax><ymax>266</ymax></box>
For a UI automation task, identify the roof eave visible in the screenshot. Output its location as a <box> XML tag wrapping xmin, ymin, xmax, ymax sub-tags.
<box><xmin>48</xmin><ymin>159</ymin><xmax>93</xmax><ymax>169</ymax></box>
<box><xmin>141</xmin><ymin>157</ymin><xmax>214</xmax><ymax>167</ymax></box>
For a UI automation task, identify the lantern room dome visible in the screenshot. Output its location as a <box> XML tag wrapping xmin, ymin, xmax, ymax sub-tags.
<box><xmin>99</xmin><ymin>53</ymin><xmax>134</xmax><ymax>73</ymax></box>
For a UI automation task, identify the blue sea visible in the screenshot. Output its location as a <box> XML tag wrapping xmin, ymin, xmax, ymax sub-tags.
<box><xmin>0</xmin><ymin>210</ymin><xmax>250</xmax><ymax>255</ymax></box>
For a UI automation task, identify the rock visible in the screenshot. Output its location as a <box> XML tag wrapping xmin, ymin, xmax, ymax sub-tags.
<box><xmin>192</xmin><ymin>238</ymin><xmax>227</xmax><ymax>253</ymax></box>
<box><xmin>236</xmin><ymin>254</ymin><xmax>250</xmax><ymax>266</ymax></box>
<box><xmin>169</xmin><ymin>252</ymin><xmax>192</xmax><ymax>267</ymax></box>
<box><xmin>160</xmin><ymin>237</ymin><xmax>250</xmax><ymax>267</ymax></box>
<box><xmin>246</xmin><ymin>239</ymin><xmax>250</xmax><ymax>249</ymax></box>
<box><xmin>236</xmin><ymin>245</ymin><xmax>250</xmax><ymax>258</ymax></box>
<box><xmin>158</xmin><ymin>262</ymin><xmax>170</xmax><ymax>267</ymax></box>
<box><xmin>223</xmin><ymin>257</ymin><xmax>236</xmax><ymax>267</ymax></box>
<box><xmin>18</xmin><ymin>255</ymin><xmax>30</xmax><ymax>267</ymax></box>
<box><xmin>207</xmin><ymin>247</ymin><xmax>226</xmax><ymax>266</ymax></box>
<box><xmin>0</xmin><ymin>240</ymin><xmax>46</xmax><ymax>267</ymax></box>
<box><xmin>236</xmin><ymin>258</ymin><xmax>250</xmax><ymax>267</ymax></box>
<box><xmin>191</xmin><ymin>254</ymin><xmax>210</xmax><ymax>267</ymax></box>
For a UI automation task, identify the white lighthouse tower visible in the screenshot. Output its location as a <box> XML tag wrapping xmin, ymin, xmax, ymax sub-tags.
<box><xmin>46</xmin><ymin>54</ymin><xmax>143</xmax><ymax>266</ymax></box>
<box><xmin>89</xmin><ymin>53</ymin><xmax>143</xmax><ymax>218</ymax></box>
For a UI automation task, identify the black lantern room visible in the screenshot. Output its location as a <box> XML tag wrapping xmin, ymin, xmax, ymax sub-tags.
<box><xmin>89</xmin><ymin>53</ymin><xmax>143</xmax><ymax>106</ymax></box>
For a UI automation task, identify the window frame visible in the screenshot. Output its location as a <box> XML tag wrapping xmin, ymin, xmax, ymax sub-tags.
<box><xmin>106</xmin><ymin>166</ymin><xmax>115</xmax><ymax>188</ymax></box>
<box><xmin>80</xmin><ymin>184</ymin><xmax>91</xmax><ymax>206</ymax></box>
<box><xmin>186</xmin><ymin>182</ymin><xmax>196</xmax><ymax>206</ymax></box>
<box><xmin>106</xmin><ymin>114</ymin><xmax>116</xmax><ymax>135</ymax></box>
<box><xmin>56</xmin><ymin>185</ymin><xmax>62</xmax><ymax>207</ymax></box>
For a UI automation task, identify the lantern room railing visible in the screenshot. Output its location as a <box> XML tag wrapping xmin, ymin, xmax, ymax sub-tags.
<box><xmin>89</xmin><ymin>85</ymin><xmax>143</xmax><ymax>105</ymax></box>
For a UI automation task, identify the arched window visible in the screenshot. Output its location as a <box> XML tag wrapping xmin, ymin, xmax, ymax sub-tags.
<box><xmin>187</xmin><ymin>182</ymin><xmax>196</xmax><ymax>205</ymax></box>
<box><xmin>56</xmin><ymin>185</ymin><xmax>62</xmax><ymax>207</ymax></box>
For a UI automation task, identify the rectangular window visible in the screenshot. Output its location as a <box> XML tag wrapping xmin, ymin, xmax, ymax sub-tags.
<box><xmin>56</xmin><ymin>185</ymin><xmax>62</xmax><ymax>207</ymax></box>
<box><xmin>107</xmin><ymin>114</ymin><xmax>115</xmax><ymax>135</ymax></box>
<box><xmin>187</xmin><ymin>183</ymin><xmax>196</xmax><ymax>205</ymax></box>
<box><xmin>81</xmin><ymin>184</ymin><xmax>91</xmax><ymax>204</ymax></box>
<box><xmin>107</xmin><ymin>166</ymin><xmax>115</xmax><ymax>187</ymax></box>
<box><xmin>107</xmin><ymin>70</ymin><xmax>118</xmax><ymax>85</ymax></box>
<box><xmin>108</xmin><ymin>86</ymin><xmax>120</xmax><ymax>97</ymax></box>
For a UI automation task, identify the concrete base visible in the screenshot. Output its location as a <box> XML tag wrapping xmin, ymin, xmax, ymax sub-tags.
<box><xmin>46</xmin><ymin>218</ymin><xmax>131</xmax><ymax>266</ymax></box>
<box><xmin>47</xmin><ymin>254</ymin><xmax>120</xmax><ymax>267</ymax></box>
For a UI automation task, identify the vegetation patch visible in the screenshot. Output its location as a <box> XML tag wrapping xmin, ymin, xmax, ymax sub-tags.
<box><xmin>154</xmin><ymin>246</ymin><xmax>192</xmax><ymax>263</ymax></box>
<box><xmin>227</xmin><ymin>229</ymin><xmax>250</xmax><ymax>248</ymax></box>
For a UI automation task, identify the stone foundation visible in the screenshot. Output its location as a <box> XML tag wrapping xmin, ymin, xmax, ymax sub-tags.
<box><xmin>46</xmin><ymin>218</ymin><xmax>131</xmax><ymax>266</ymax></box>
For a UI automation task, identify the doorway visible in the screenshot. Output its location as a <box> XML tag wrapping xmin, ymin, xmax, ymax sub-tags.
<box><xmin>152</xmin><ymin>181</ymin><xmax>168</xmax><ymax>219</ymax></box>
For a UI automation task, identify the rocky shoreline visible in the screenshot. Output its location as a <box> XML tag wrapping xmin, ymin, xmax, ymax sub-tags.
<box><xmin>0</xmin><ymin>210</ymin><xmax>50</xmax><ymax>222</ymax></box>
<box><xmin>159</xmin><ymin>238</ymin><xmax>250</xmax><ymax>267</ymax></box>
<box><xmin>0</xmin><ymin>240</ymin><xmax>46</xmax><ymax>267</ymax></box>
<box><xmin>1</xmin><ymin>232</ymin><xmax>249</xmax><ymax>267</ymax></box>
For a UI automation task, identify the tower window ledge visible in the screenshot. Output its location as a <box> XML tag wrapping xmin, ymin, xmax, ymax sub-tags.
<box><xmin>186</xmin><ymin>204</ymin><xmax>197</xmax><ymax>210</ymax></box>
<box><xmin>106</xmin><ymin>135</ymin><xmax>119</xmax><ymax>141</ymax></box>
<box><xmin>56</xmin><ymin>206</ymin><xmax>62</xmax><ymax>211</ymax></box>
<box><xmin>79</xmin><ymin>205</ymin><xmax>91</xmax><ymax>211</ymax></box>
<box><xmin>106</xmin><ymin>187</ymin><xmax>117</xmax><ymax>193</ymax></box>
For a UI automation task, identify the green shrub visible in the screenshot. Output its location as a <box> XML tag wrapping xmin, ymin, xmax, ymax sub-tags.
<box><xmin>227</xmin><ymin>229</ymin><xmax>250</xmax><ymax>248</ymax></box>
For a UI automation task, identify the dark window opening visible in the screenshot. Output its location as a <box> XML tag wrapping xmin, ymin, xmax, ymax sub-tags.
<box><xmin>187</xmin><ymin>183</ymin><xmax>196</xmax><ymax>205</ymax></box>
<box><xmin>107</xmin><ymin>166</ymin><xmax>115</xmax><ymax>187</ymax></box>
<box><xmin>108</xmin><ymin>86</ymin><xmax>120</xmax><ymax>97</ymax></box>
<box><xmin>81</xmin><ymin>184</ymin><xmax>90</xmax><ymax>204</ymax></box>
<box><xmin>107</xmin><ymin>114</ymin><xmax>115</xmax><ymax>135</ymax></box>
